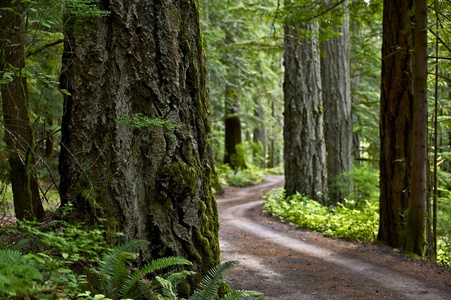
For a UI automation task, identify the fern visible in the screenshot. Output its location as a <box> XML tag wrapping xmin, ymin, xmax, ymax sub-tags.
<box><xmin>222</xmin><ymin>290</ymin><xmax>268</xmax><ymax>300</ymax></box>
<box><xmin>191</xmin><ymin>261</ymin><xmax>239</xmax><ymax>300</ymax></box>
<box><xmin>120</xmin><ymin>256</ymin><xmax>192</xmax><ymax>298</ymax></box>
<box><xmin>0</xmin><ymin>249</ymin><xmax>43</xmax><ymax>296</ymax></box>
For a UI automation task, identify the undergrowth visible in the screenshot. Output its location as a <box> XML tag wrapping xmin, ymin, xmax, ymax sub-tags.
<box><xmin>263</xmin><ymin>189</ymin><xmax>379</xmax><ymax>243</ymax></box>
<box><xmin>217</xmin><ymin>164</ymin><xmax>264</xmax><ymax>187</ymax></box>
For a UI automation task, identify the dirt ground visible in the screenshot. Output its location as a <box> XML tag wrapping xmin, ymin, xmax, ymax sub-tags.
<box><xmin>216</xmin><ymin>175</ymin><xmax>451</xmax><ymax>300</ymax></box>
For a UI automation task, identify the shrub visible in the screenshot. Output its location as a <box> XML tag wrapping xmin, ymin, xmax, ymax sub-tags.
<box><xmin>263</xmin><ymin>189</ymin><xmax>379</xmax><ymax>242</ymax></box>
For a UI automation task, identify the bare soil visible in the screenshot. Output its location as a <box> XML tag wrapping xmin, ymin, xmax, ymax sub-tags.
<box><xmin>216</xmin><ymin>175</ymin><xmax>451</xmax><ymax>300</ymax></box>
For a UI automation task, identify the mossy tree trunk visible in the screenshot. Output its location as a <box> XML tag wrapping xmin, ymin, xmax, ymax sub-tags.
<box><xmin>378</xmin><ymin>0</ymin><xmax>414</xmax><ymax>249</ymax></box>
<box><xmin>320</xmin><ymin>0</ymin><xmax>352</xmax><ymax>205</ymax></box>
<box><xmin>0</xmin><ymin>0</ymin><xmax>44</xmax><ymax>221</ymax></box>
<box><xmin>59</xmin><ymin>0</ymin><xmax>220</xmax><ymax>294</ymax></box>
<box><xmin>283</xmin><ymin>21</ymin><xmax>328</xmax><ymax>204</ymax></box>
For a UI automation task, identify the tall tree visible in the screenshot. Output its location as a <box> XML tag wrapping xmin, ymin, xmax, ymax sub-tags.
<box><xmin>0</xmin><ymin>0</ymin><xmax>44</xmax><ymax>220</ymax></box>
<box><xmin>320</xmin><ymin>0</ymin><xmax>352</xmax><ymax>204</ymax></box>
<box><xmin>378</xmin><ymin>0</ymin><xmax>414</xmax><ymax>249</ymax></box>
<box><xmin>253</xmin><ymin>105</ymin><xmax>266</xmax><ymax>169</ymax></box>
<box><xmin>59</xmin><ymin>0</ymin><xmax>220</xmax><ymax>293</ymax></box>
<box><xmin>405</xmin><ymin>0</ymin><xmax>428</xmax><ymax>256</ymax></box>
<box><xmin>284</xmin><ymin>20</ymin><xmax>328</xmax><ymax>204</ymax></box>
<box><xmin>224</xmin><ymin>79</ymin><xmax>246</xmax><ymax>170</ymax></box>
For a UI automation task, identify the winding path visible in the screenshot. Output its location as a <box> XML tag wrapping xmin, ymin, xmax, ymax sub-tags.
<box><xmin>216</xmin><ymin>175</ymin><xmax>451</xmax><ymax>300</ymax></box>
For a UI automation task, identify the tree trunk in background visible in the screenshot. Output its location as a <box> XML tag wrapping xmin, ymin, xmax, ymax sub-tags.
<box><xmin>405</xmin><ymin>0</ymin><xmax>428</xmax><ymax>256</ymax></box>
<box><xmin>284</xmin><ymin>21</ymin><xmax>328</xmax><ymax>204</ymax></box>
<box><xmin>223</xmin><ymin>86</ymin><xmax>246</xmax><ymax>170</ymax></box>
<box><xmin>268</xmin><ymin>98</ymin><xmax>276</xmax><ymax>168</ymax></box>
<box><xmin>320</xmin><ymin>0</ymin><xmax>352</xmax><ymax>205</ymax></box>
<box><xmin>0</xmin><ymin>1</ymin><xmax>44</xmax><ymax>220</ymax></box>
<box><xmin>59</xmin><ymin>0</ymin><xmax>219</xmax><ymax>294</ymax></box>
<box><xmin>352</xmin><ymin>70</ymin><xmax>361</xmax><ymax>164</ymax></box>
<box><xmin>253</xmin><ymin>105</ymin><xmax>266</xmax><ymax>169</ymax></box>
<box><xmin>378</xmin><ymin>0</ymin><xmax>414</xmax><ymax>249</ymax></box>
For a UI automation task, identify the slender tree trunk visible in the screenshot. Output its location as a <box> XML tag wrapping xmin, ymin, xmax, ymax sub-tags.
<box><xmin>268</xmin><ymin>98</ymin><xmax>276</xmax><ymax>168</ymax></box>
<box><xmin>405</xmin><ymin>0</ymin><xmax>428</xmax><ymax>256</ymax></box>
<box><xmin>223</xmin><ymin>85</ymin><xmax>246</xmax><ymax>170</ymax></box>
<box><xmin>253</xmin><ymin>105</ymin><xmax>266</xmax><ymax>169</ymax></box>
<box><xmin>59</xmin><ymin>1</ymin><xmax>220</xmax><ymax>294</ymax></box>
<box><xmin>320</xmin><ymin>0</ymin><xmax>352</xmax><ymax>204</ymax></box>
<box><xmin>352</xmin><ymin>70</ymin><xmax>361</xmax><ymax>163</ymax></box>
<box><xmin>0</xmin><ymin>0</ymin><xmax>44</xmax><ymax>220</ymax></box>
<box><xmin>378</xmin><ymin>0</ymin><xmax>414</xmax><ymax>249</ymax></box>
<box><xmin>283</xmin><ymin>21</ymin><xmax>328</xmax><ymax>204</ymax></box>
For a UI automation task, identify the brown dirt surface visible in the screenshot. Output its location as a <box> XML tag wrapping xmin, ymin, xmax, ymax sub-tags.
<box><xmin>216</xmin><ymin>175</ymin><xmax>451</xmax><ymax>300</ymax></box>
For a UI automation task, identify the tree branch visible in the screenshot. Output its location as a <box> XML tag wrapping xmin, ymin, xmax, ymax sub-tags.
<box><xmin>26</xmin><ymin>39</ymin><xmax>64</xmax><ymax>57</ymax></box>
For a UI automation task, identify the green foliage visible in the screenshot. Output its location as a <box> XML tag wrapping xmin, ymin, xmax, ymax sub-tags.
<box><xmin>218</xmin><ymin>164</ymin><xmax>264</xmax><ymax>187</ymax></box>
<box><xmin>0</xmin><ymin>204</ymin><xmax>111</xmax><ymax>298</ymax></box>
<box><xmin>263</xmin><ymin>189</ymin><xmax>379</xmax><ymax>242</ymax></box>
<box><xmin>0</xmin><ymin>249</ymin><xmax>43</xmax><ymax>297</ymax></box>
<box><xmin>87</xmin><ymin>239</ymin><xmax>194</xmax><ymax>300</ymax></box>
<box><xmin>119</xmin><ymin>113</ymin><xmax>178</xmax><ymax>140</ymax></box>
<box><xmin>331</xmin><ymin>165</ymin><xmax>380</xmax><ymax>205</ymax></box>
<box><xmin>192</xmin><ymin>261</ymin><xmax>266</xmax><ymax>300</ymax></box>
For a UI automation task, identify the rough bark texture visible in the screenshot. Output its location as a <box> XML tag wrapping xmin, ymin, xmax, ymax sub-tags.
<box><xmin>378</xmin><ymin>0</ymin><xmax>414</xmax><ymax>249</ymax></box>
<box><xmin>0</xmin><ymin>1</ymin><xmax>44</xmax><ymax>220</ymax></box>
<box><xmin>283</xmin><ymin>21</ymin><xmax>328</xmax><ymax>204</ymax></box>
<box><xmin>320</xmin><ymin>0</ymin><xmax>352</xmax><ymax>205</ymax></box>
<box><xmin>405</xmin><ymin>0</ymin><xmax>428</xmax><ymax>256</ymax></box>
<box><xmin>59</xmin><ymin>0</ymin><xmax>219</xmax><ymax>294</ymax></box>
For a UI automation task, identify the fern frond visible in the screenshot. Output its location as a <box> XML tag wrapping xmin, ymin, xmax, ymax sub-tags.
<box><xmin>164</xmin><ymin>270</ymin><xmax>195</xmax><ymax>286</ymax></box>
<box><xmin>0</xmin><ymin>249</ymin><xmax>43</xmax><ymax>295</ymax></box>
<box><xmin>222</xmin><ymin>290</ymin><xmax>267</xmax><ymax>300</ymax></box>
<box><xmin>155</xmin><ymin>276</ymin><xmax>178</xmax><ymax>300</ymax></box>
<box><xmin>120</xmin><ymin>256</ymin><xmax>192</xmax><ymax>297</ymax></box>
<box><xmin>98</xmin><ymin>239</ymin><xmax>148</xmax><ymax>277</ymax></box>
<box><xmin>91</xmin><ymin>239</ymin><xmax>148</xmax><ymax>296</ymax></box>
<box><xmin>191</xmin><ymin>261</ymin><xmax>239</xmax><ymax>300</ymax></box>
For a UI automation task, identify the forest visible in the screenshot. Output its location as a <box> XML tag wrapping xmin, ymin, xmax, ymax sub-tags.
<box><xmin>0</xmin><ymin>0</ymin><xmax>450</xmax><ymax>299</ymax></box>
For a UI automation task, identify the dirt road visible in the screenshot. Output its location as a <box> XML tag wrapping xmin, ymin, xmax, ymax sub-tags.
<box><xmin>216</xmin><ymin>175</ymin><xmax>451</xmax><ymax>299</ymax></box>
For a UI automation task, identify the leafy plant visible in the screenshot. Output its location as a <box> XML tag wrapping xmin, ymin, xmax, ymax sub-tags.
<box><xmin>218</xmin><ymin>164</ymin><xmax>264</xmax><ymax>187</ymax></box>
<box><xmin>263</xmin><ymin>189</ymin><xmax>379</xmax><ymax>242</ymax></box>
<box><xmin>85</xmin><ymin>240</ymin><xmax>268</xmax><ymax>300</ymax></box>
<box><xmin>0</xmin><ymin>249</ymin><xmax>43</xmax><ymax>298</ymax></box>
<box><xmin>86</xmin><ymin>239</ymin><xmax>194</xmax><ymax>300</ymax></box>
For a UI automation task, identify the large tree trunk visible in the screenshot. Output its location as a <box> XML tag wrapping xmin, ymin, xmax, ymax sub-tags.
<box><xmin>320</xmin><ymin>0</ymin><xmax>352</xmax><ymax>205</ymax></box>
<box><xmin>378</xmin><ymin>0</ymin><xmax>414</xmax><ymax>249</ymax></box>
<box><xmin>405</xmin><ymin>0</ymin><xmax>428</xmax><ymax>256</ymax></box>
<box><xmin>0</xmin><ymin>1</ymin><xmax>44</xmax><ymax>220</ymax></box>
<box><xmin>59</xmin><ymin>0</ymin><xmax>220</xmax><ymax>294</ymax></box>
<box><xmin>283</xmin><ymin>21</ymin><xmax>328</xmax><ymax>204</ymax></box>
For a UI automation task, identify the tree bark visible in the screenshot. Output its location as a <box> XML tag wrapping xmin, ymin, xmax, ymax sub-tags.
<box><xmin>320</xmin><ymin>0</ymin><xmax>352</xmax><ymax>205</ymax></box>
<box><xmin>405</xmin><ymin>0</ymin><xmax>428</xmax><ymax>256</ymax></box>
<box><xmin>59</xmin><ymin>0</ymin><xmax>220</xmax><ymax>294</ymax></box>
<box><xmin>378</xmin><ymin>0</ymin><xmax>414</xmax><ymax>249</ymax></box>
<box><xmin>283</xmin><ymin>21</ymin><xmax>328</xmax><ymax>204</ymax></box>
<box><xmin>0</xmin><ymin>0</ymin><xmax>44</xmax><ymax>220</ymax></box>
<box><xmin>253</xmin><ymin>105</ymin><xmax>266</xmax><ymax>169</ymax></box>
<box><xmin>223</xmin><ymin>86</ymin><xmax>246</xmax><ymax>170</ymax></box>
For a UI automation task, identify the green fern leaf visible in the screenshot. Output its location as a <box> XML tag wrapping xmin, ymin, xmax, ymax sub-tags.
<box><xmin>191</xmin><ymin>261</ymin><xmax>239</xmax><ymax>300</ymax></box>
<box><xmin>222</xmin><ymin>290</ymin><xmax>267</xmax><ymax>300</ymax></box>
<box><xmin>120</xmin><ymin>257</ymin><xmax>192</xmax><ymax>297</ymax></box>
<box><xmin>155</xmin><ymin>276</ymin><xmax>178</xmax><ymax>300</ymax></box>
